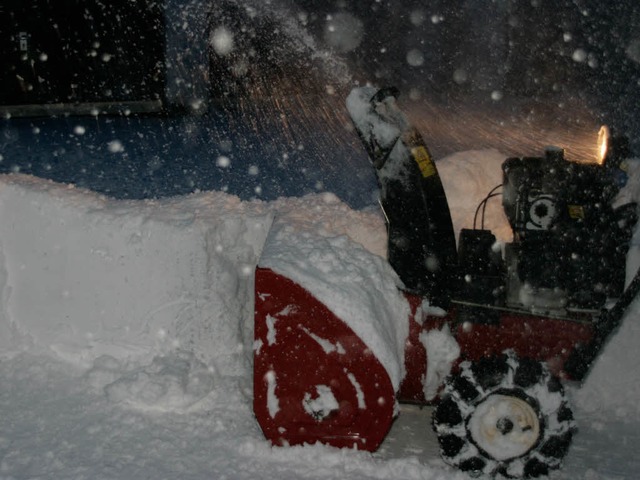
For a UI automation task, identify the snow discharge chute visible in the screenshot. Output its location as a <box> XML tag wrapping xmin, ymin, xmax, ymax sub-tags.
<box><xmin>345</xmin><ymin>86</ymin><xmax>459</xmax><ymax>306</ymax></box>
<box><xmin>253</xmin><ymin>86</ymin><xmax>640</xmax><ymax>478</ymax></box>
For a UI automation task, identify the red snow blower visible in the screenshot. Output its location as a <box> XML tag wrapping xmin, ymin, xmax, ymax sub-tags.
<box><xmin>253</xmin><ymin>86</ymin><xmax>639</xmax><ymax>478</ymax></box>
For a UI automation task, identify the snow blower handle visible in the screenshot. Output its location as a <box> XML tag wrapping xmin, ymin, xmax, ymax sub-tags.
<box><xmin>564</xmin><ymin>252</ymin><xmax>640</xmax><ymax>381</ymax></box>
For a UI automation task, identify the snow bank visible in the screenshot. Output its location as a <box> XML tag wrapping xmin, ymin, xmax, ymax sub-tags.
<box><xmin>574</xmin><ymin>298</ymin><xmax>640</xmax><ymax>418</ymax></box>
<box><xmin>0</xmin><ymin>173</ymin><xmax>410</xmax><ymax>427</ymax></box>
<box><xmin>0</xmin><ymin>174</ymin><xmax>273</xmax><ymax>374</ymax></box>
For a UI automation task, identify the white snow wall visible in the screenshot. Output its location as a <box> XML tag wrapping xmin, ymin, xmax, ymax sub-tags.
<box><xmin>0</xmin><ymin>174</ymin><xmax>273</xmax><ymax>375</ymax></box>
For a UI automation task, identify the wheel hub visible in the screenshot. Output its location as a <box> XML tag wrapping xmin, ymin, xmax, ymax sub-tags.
<box><xmin>468</xmin><ymin>393</ymin><xmax>541</xmax><ymax>461</ymax></box>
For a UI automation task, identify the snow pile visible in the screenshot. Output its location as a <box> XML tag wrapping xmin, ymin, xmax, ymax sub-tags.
<box><xmin>575</xmin><ymin>303</ymin><xmax>640</xmax><ymax>418</ymax></box>
<box><xmin>0</xmin><ymin>175</ymin><xmax>272</xmax><ymax>375</ymax></box>
<box><xmin>94</xmin><ymin>351</ymin><xmax>216</xmax><ymax>412</ymax></box>
<box><xmin>420</xmin><ymin>324</ymin><xmax>460</xmax><ymax>401</ymax></box>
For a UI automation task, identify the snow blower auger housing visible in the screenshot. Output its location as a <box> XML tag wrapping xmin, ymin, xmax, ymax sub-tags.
<box><xmin>253</xmin><ymin>86</ymin><xmax>640</xmax><ymax>478</ymax></box>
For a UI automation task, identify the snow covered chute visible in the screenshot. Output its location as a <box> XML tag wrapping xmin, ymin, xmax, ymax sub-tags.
<box><xmin>0</xmin><ymin>174</ymin><xmax>274</xmax><ymax>367</ymax></box>
<box><xmin>346</xmin><ymin>86</ymin><xmax>458</xmax><ymax>306</ymax></box>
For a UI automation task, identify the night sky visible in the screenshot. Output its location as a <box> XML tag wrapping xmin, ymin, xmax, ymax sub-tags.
<box><xmin>1</xmin><ymin>0</ymin><xmax>639</xmax><ymax>203</ymax></box>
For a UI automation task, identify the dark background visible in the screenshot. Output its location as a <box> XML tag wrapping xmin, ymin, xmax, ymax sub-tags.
<box><xmin>0</xmin><ymin>0</ymin><xmax>638</xmax><ymax>207</ymax></box>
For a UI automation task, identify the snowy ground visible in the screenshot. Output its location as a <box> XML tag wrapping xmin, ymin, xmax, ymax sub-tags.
<box><xmin>0</xmin><ymin>147</ymin><xmax>639</xmax><ymax>479</ymax></box>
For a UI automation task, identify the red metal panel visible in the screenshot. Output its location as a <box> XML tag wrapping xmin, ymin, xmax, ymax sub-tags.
<box><xmin>453</xmin><ymin>312</ymin><xmax>595</xmax><ymax>380</ymax></box>
<box><xmin>399</xmin><ymin>300</ymin><xmax>597</xmax><ymax>404</ymax></box>
<box><xmin>254</xmin><ymin>267</ymin><xmax>396</xmax><ymax>451</ymax></box>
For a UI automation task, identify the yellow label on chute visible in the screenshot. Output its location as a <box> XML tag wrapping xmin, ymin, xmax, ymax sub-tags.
<box><xmin>411</xmin><ymin>146</ymin><xmax>436</xmax><ymax>178</ymax></box>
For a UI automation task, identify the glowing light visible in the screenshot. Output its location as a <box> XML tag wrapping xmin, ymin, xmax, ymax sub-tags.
<box><xmin>597</xmin><ymin>125</ymin><xmax>609</xmax><ymax>164</ymax></box>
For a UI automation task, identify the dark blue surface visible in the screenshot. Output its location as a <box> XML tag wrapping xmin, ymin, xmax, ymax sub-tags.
<box><xmin>0</xmin><ymin>102</ymin><xmax>380</xmax><ymax>209</ymax></box>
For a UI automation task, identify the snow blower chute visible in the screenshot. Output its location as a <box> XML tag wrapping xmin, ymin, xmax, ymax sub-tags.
<box><xmin>254</xmin><ymin>86</ymin><xmax>640</xmax><ymax>478</ymax></box>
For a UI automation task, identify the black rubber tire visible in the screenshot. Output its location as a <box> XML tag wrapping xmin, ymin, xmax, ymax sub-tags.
<box><xmin>432</xmin><ymin>351</ymin><xmax>575</xmax><ymax>478</ymax></box>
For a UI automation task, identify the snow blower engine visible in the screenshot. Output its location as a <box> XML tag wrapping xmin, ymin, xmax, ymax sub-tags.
<box><xmin>462</xmin><ymin>133</ymin><xmax>637</xmax><ymax>314</ymax></box>
<box><xmin>349</xmin><ymin>86</ymin><xmax>637</xmax><ymax>318</ymax></box>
